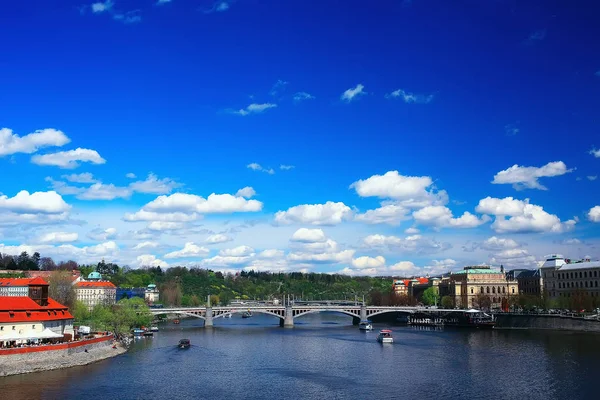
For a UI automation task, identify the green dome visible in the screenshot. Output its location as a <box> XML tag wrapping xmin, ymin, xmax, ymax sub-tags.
<box><xmin>88</xmin><ymin>271</ymin><xmax>102</xmax><ymax>280</ymax></box>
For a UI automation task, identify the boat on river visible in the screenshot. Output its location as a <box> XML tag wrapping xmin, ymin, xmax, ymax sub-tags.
<box><xmin>132</xmin><ymin>328</ymin><xmax>145</xmax><ymax>336</ymax></box>
<box><xmin>242</xmin><ymin>311</ymin><xmax>253</xmax><ymax>318</ymax></box>
<box><xmin>143</xmin><ymin>331</ymin><xmax>153</xmax><ymax>337</ymax></box>
<box><xmin>444</xmin><ymin>309</ymin><xmax>496</xmax><ymax>329</ymax></box>
<box><xmin>358</xmin><ymin>321</ymin><xmax>373</xmax><ymax>331</ymax></box>
<box><xmin>173</xmin><ymin>319</ymin><xmax>180</xmax><ymax>324</ymax></box>
<box><xmin>178</xmin><ymin>339</ymin><xmax>190</xmax><ymax>349</ymax></box>
<box><xmin>223</xmin><ymin>313</ymin><xmax>232</xmax><ymax>319</ymax></box>
<box><xmin>150</xmin><ymin>326</ymin><xmax>159</xmax><ymax>332</ymax></box>
<box><xmin>376</xmin><ymin>329</ymin><xmax>394</xmax><ymax>344</ymax></box>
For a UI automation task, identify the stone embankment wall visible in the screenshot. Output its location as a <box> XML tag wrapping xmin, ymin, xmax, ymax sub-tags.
<box><xmin>495</xmin><ymin>314</ymin><xmax>600</xmax><ymax>332</ymax></box>
<box><xmin>0</xmin><ymin>336</ymin><xmax>126</xmax><ymax>377</ymax></box>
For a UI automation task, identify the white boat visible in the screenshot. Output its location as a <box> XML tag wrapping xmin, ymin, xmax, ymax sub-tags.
<box><xmin>376</xmin><ymin>329</ymin><xmax>393</xmax><ymax>343</ymax></box>
<box><xmin>358</xmin><ymin>321</ymin><xmax>373</xmax><ymax>331</ymax></box>
<box><xmin>150</xmin><ymin>326</ymin><xmax>159</xmax><ymax>332</ymax></box>
<box><xmin>223</xmin><ymin>313</ymin><xmax>232</xmax><ymax>319</ymax></box>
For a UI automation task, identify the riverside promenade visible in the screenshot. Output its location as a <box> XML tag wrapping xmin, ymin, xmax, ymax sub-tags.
<box><xmin>0</xmin><ymin>334</ymin><xmax>126</xmax><ymax>377</ymax></box>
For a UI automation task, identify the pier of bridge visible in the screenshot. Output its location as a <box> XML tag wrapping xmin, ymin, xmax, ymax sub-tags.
<box><xmin>150</xmin><ymin>296</ymin><xmax>458</xmax><ymax>328</ymax></box>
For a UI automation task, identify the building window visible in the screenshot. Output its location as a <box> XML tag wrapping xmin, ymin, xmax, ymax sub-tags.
<box><xmin>596</xmin><ymin>281</ymin><xmax>598</xmax><ymax>288</ymax></box>
<box><xmin>32</xmin><ymin>325</ymin><xmax>36</xmax><ymax>329</ymax></box>
<box><xmin>471</xmin><ymin>288</ymin><xmax>474</xmax><ymax>294</ymax></box>
<box><xmin>487</xmin><ymin>287</ymin><xmax>490</xmax><ymax>294</ymax></box>
<box><xmin>503</xmin><ymin>287</ymin><xmax>506</xmax><ymax>294</ymax></box>
<box><xmin>586</xmin><ymin>282</ymin><xmax>589</xmax><ymax>288</ymax></box>
<box><xmin>512</xmin><ymin>288</ymin><xmax>515</xmax><ymax>294</ymax></box>
<box><xmin>12</xmin><ymin>326</ymin><xmax>15</xmax><ymax>330</ymax></box>
<box><xmin>595</xmin><ymin>271</ymin><xmax>598</xmax><ymax>278</ymax></box>
<box><xmin>585</xmin><ymin>272</ymin><xmax>588</xmax><ymax>278</ymax></box>
<box><xmin>481</xmin><ymin>286</ymin><xmax>484</xmax><ymax>293</ymax></box>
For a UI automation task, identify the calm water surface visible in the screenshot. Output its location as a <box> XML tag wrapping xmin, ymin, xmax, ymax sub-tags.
<box><xmin>3</xmin><ymin>313</ymin><xmax>600</xmax><ymax>400</ymax></box>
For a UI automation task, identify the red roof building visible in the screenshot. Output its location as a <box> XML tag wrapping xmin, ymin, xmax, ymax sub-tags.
<box><xmin>75</xmin><ymin>280</ymin><xmax>117</xmax><ymax>310</ymax></box>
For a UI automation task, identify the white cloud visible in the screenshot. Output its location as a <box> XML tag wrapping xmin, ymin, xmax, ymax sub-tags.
<box><xmin>589</xmin><ymin>206</ymin><xmax>600</xmax><ymax>223</ymax></box>
<box><xmin>489</xmin><ymin>248</ymin><xmax>537</xmax><ymax>268</ymax></box>
<box><xmin>87</xmin><ymin>227</ymin><xmax>117</xmax><ymax>241</ymax></box>
<box><xmin>126</xmin><ymin>173</ymin><xmax>136</xmax><ymax>179</ymax></box>
<box><xmin>77</xmin><ymin>183</ymin><xmax>131</xmax><ymax>200</ymax></box>
<box><xmin>492</xmin><ymin>161</ymin><xmax>573</xmax><ymax>190</ymax></box>
<box><xmin>0</xmin><ymin>190</ymin><xmax>70</xmax><ymax>214</ymax></box>
<box><xmin>129</xmin><ymin>173</ymin><xmax>180</xmax><ymax>194</ymax></box>
<box><xmin>0</xmin><ymin>128</ymin><xmax>70</xmax><ymax>157</ymax></box>
<box><xmin>412</xmin><ymin>206</ymin><xmax>490</xmax><ymax>229</ymax></box>
<box><xmin>156</xmin><ymin>0</ymin><xmax>172</xmax><ymax>5</ymax></box>
<box><xmin>164</xmin><ymin>242</ymin><xmax>210</xmax><ymax>259</ymax></box>
<box><xmin>476</xmin><ymin>196</ymin><xmax>577</xmax><ymax>233</ymax></box>
<box><xmin>352</xmin><ymin>255</ymin><xmax>385</xmax><ymax>269</ymax></box>
<box><xmin>135</xmin><ymin>254</ymin><xmax>168</xmax><ymax>268</ymax></box>
<box><xmin>269</xmin><ymin>79</ymin><xmax>288</xmax><ymax>96</ymax></box>
<box><xmin>133</xmin><ymin>241</ymin><xmax>159</xmax><ymax>250</ymax></box>
<box><xmin>0</xmin><ymin>241</ymin><xmax>119</xmax><ymax>265</ymax></box>
<box><xmin>350</xmin><ymin>171</ymin><xmax>442</xmax><ymax>203</ymax></box>
<box><xmin>38</xmin><ymin>232</ymin><xmax>78</xmax><ymax>244</ymax></box>
<box><xmin>504</xmin><ymin>124</ymin><xmax>520</xmax><ymax>136</ymax></box>
<box><xmin>279</xmin><ymin>165</ymin><xmax>295</xmax><ymax>170</ymax></box>
<box><xmin>31</xmin><ymin>148</ymin><xmax>106</xmax><ymax>169</ymax></box>
<box><xmin>480</xmin><ymin>236</ymin><xmax>520</xmax><ymax>251</ymax></box>
<box><xmin>293</xmin><ymin>92</ymin><xmax>315</xmax><ymax>102</ymax></box>
<box><xmin>288</xmin><ymin>249</ymin><xmax>355</xmax><ymax>264</ymax></box>
<box><xmin>112</xmin><ymin>11</ymin><xmax>141</xmax><ymax>24</ymax></box>
<box><xmin>219</xmin><ymin>245</ymin><xmax>255</xmax><ymax>257</ymax></box>
<box><xmin>590</xmin><ymin>148</ymin><xmax>600</xmax><ymax>158</ymax></box>
<box><xmin>385</xmin><ymin>89</ymin><xmax>434</xmax><ymax>104</ymax></box>
<box><xmin>247</xmin><ymin>163</ymin><xmax>275</xmax><ymax>175</ymax></box>
<box><xmin>143</xmin><ymin>192</ymin><xmax>263</xmax><ymax>214</ymax></box>
<box><xmin>204</xmin><ymin>1</ymin><xmax>231</xmax><ymax>13</ymax></box>
<box><xmin>274</xmin><ymin>201</ymin><xmax>353</xmax><ymax>226</ymax></box>
<box><xmin>205</xmin><ymin>234</ymin><xmax>233</xmax><ymax>244</ymax></box>
<box><xmin>123</xmin><ymin>210</ymin><xmax>199</xmax><ymax>222</ymax></box>
<box><xmin>362</xmin><ymin>234</ymin><xmax>451</xmax><ymax>254</ymax></box>
<box><xmin>588</xmin><ymin>176</ymin><xmax>598</xmax><ymax>181</ymax></box>
<box><xmin>404</xmin><ymin>227</ymin><xmax>419</xmax><ymax>234</ymax></box>
<box><xmin>290</xmin><ymin>228</ymin><xmax>327</xmax><ymax>243</ymax></box>
<box><xmin>62</xmin><ymin>172</ymin><xmax>97</xmax><ymax>183</ymax></box>
<box><xmin>340</xmin><ymin>84</ymin><xmax>365</xmax><ymax>102</ymax></box>
<box><xmin>147</xmin><ymin>221</ymin><xmax>186</xmax><ymax>231</ymax></box>
<box><xmin>234</xmin><ymin>103</ymin><xmax>277</xmax><ymax>116</ymax></box>
<box><xmin>354</xmin><ymin>203</ymin><xmax>410</xmax><ymax>226</ymax></box>
<box><xmin>235</xmin><ymin>186</ymin><xmax>256</xmax><ymax>198</ymax></box>
<box><xmin>91</xmin><ymin>1</ymin><xmax>113</xmax><ymax>13</ymax></box>
<box><xmin>258</xmin><ymin>249</ymin><xmax>284</xmax><ymax>259</ymax></box>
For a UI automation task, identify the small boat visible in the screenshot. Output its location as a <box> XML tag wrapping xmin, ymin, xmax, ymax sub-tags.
<box><xmin>376</xmin><ymin>329</ymin><xmax>394</xmax><ymax>344</ymax></box>
<box><xmin>143</xmin><ymin>331</ymin><xmax>153</xmax><ymax>337</ymax></box>
<box><xmin>242</xmin><ymin>311</ymin><xmax>253</xmax><ymax>318</ymax></box>
<box><xmin>150</xmin><ymin>326</ymin><xmax>159</xmax><ymax>332</ymax></box>
<box><xmin>223</xmin><ymin>313</ymin><xmax>232</xmax><ymax>319</ymax></box>
<box><xmin>173</xmin><ymin>319</ymin><xmax>180</xmax><ymax>324</ymax></box>
<box><xmin>178</xmin><ymin>339</ymin><xmax>190</xmax><ymax>349</ymax></box>
<box><xmin>132</xmin><ymin>328</ymin><xmax>145</xmax><ymax>336</ymax></box>
<box><xmin>358</xmin><ymin>321</ymin><xmax>373</xmax><ymax>331</ymax></box>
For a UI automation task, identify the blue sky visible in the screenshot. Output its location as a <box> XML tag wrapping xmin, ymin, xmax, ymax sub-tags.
<box><xmin>0</xmin><ymin>0</ymin><xmax>599</xmax><ymax>275</ymax></box>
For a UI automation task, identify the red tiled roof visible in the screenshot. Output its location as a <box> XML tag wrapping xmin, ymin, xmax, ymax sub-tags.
<box><xmin>75</xmin><ymin>281</ymin><xmax>116</xmax><ymax>288</ymax></box>
<box><xmin>0</xmin><ymin>296</ymin><xmax>73</xmax><ymax>323</ymax></box>
<box><xmin>0</xmin><ymin>277</ymin><xmax>48</xmax><ymax>287</ymax></box>
<box><xmin>418</xmin><ymin>277</ymin><xmax>429</xmax><ymax>284</ymax></box>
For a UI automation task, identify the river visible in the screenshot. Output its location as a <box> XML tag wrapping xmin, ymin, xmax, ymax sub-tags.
<box><xmin>2</xmin><ymin>313</ymin><xmax>600</xmax><ymax>400</ymax></box>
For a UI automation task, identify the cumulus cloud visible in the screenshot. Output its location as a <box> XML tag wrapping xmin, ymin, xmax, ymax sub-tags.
<box><xmin>235</xmin><ymin>187</ymin><xmax>256</xmax><ymax>198</ymax></box>
<box><xmin>590</xmin><ymin>148</ymin><xmax>600</xmax><ymax>158</ymax></box>
<box><xmin>234</xmin><ymin>103</ymin><xmax>277</xmax><ymax>116</ymax></box>
<box><xmin>38</xmin><ymin>232</ymin><xmax>78</xmax><ymax>244</ymax></box>
<box><xmin>290</xmin><ymin>228</ymin><xmax>327</xmax><ymax>243</ymax></box>
<box><xmin>476</xmin><ymin>196</ymin><xmax>577</xmax><ymax>233</ymax></box>
<box><xmin>480</xmin><ymin>236</ymin><xmax>520</xmax><ymax>251</ymax></box>
<box><xmin>0</xmin><ymin>241</ymin><xmax>119</xmax><ymax>265</ymax></box>
<box><xmin>354</xmin><ymin>203</ymin><xmax>410</xmax><ymax>226</ymax></box>
<box><xmin>87</xmin><ymin>227</ymin><xmax>117</xmax><ymax>241</ymax></box>
<box><xmin>123</xmin><ymin>210</ymin><xmax>199</xmax><ymax>222</ymax></box>
<box><xmin>489</xmin><ymin>248</ymin><xmax>537</xmax><ymax>268</ymax></box>
<box><xmin>385</xmin><ymin>89</ymin><xmax>434</xmax><ymax>104</ymax></box>
<box><xmin>362</xmin><ymin>234</ymin><xmax>451</xmax><ymax>255</ymax></box>
<box><xmin>412</xmin><ymin>206</ymin><xmax>490</xmax><ymax>229</ymax></box>
<box><xmin>204</xmin><ymin>1</ymin><xmax>232</xmax><ymax>13</ymax></box>
<box><xmin>62</xmin><ymin>172</ymin><xmax>97</xmax><ymax>183</ymax></box>
<box><xmin>0</xmin><ymin>128</ymin><xmax>70</xmax><ymax>157</ymax></box>
<box><xmin>164</xmin><ymin>242</ymin><xmax>210</xmax><ymax>259</ymax></box>
<box><xmin>91</xmin><ymin>1</ymin><xmax>113</xmax><ymax>13</ymax></box>
<box><xmin>589</xmin><ymin>206</ymin><xmax>600</xmax><ymax>222</ymax></box>
<box><xmin>279</xmin><ymin>165</ymin><xmax>295</xmax><ymax>171</ymax></box>
<box><xmin>205</xmin><ymin>234</ymin><xmax>233</xmax><ymax>244</ymax></box>
<box><xmin>247</xmin><ymin>163</ymin><xmax>275</xmax><ymax>175</ymax></box>
<box><xmin>340</xmin><ymin>84</ymin><xmax>365</xmax><ymax>102</ymax></box>
<box><xmin>0</xmin><ymin>190</ymin><xmax>70</xmax><ymax>214</ymax></box>
<box><xmin>77</xmin><ymin>183</ymin><xmax>131</xmax><ymax>200</ymax></box>
<box><xmin>129</xmin><ymin>173</ymin><xmax>181</xmax><ymax>194</ymax></box>
<box><xmin>492</xmin><ymin>161</ymin><xmax>573</xmax><ymax>190</ymax></box>
<box><xmin>31</xmin><ymin>148</ymin><xmax>106</xmax><ymax>169</ymax></box>
<box><xmin>126</xmin><ymin>173</ymin><xmax>136</xmax><ymax>179</ymax></box>
<box><xmin>143</xmin><ymin>192</ymin><xmax>263</xmax><ymax>214</ymax></box>
<box><xmin>274</xmin><ymin>201</ymin><xmax>353</xmax><ymax>226</ymax></box>
<box><xmin>135</xmin><ymin>254</ymin><xmax>168</xmax><ymax>268</ymax></box>
<box><xmin>132</xmin><ymin>241</ymin><xmax>159</xmax><ymax>250</ymax></box>
<box><xmin>588</xmin><ymin>176</ymin><xmax>598</xmax><ymax>181</ymax></box>
<box><xmin>352</xmin><ymin>255</ymin><xmax>385</xmax><ymax>269</ymax></box>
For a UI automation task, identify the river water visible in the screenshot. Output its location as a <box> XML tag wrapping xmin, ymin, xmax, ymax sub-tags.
<box><xmin>2</xmin><ymin>313</ymin><xmax>600</xmax><ymax>400</ymax></box>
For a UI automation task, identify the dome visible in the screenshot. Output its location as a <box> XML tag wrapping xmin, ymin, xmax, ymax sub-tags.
<box><xmin>87</xmin><ymin>271</ymin><xmax>102</xmax><ymax>280</ymax></box>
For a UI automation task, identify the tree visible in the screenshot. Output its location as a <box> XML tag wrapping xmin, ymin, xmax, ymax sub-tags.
<box><xmin>441</xmin><ymin>295</ymin><xmax>455</xmax><ymax>309</ymax></box>
<box><xmin>73</xmin><ymin>300</ymin><xmax>91</xmax><ymax>322</ymax></box>
<box><xmin>474</xmin><ymin>293</ymin><xmax>491</xmax><ymax>310</ymax></box>
<box><xmin>48</xmin><ymin>271</ymin><xmax>77</xmax><ymax>308</ymax></box>
<box><xmin>40</xmin><ymin>257</ymin><xmax>57</xmax><ymax>271</ymax></box>
<box><xmin>422</xmin><ymin>287</ymin><xmax>440</xmax><ymax>306</ymax></box>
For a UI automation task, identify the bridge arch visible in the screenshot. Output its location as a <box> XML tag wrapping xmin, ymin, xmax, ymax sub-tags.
<box><xmin>367</xmin><ymin>309</ymin><xmax>415</xmax><ymax>318</ymax></box>
<box><xmin>156</xmin><ymin>311</ymin><xmax>206</xmax><ymax>320</ymax></box>
<box><xmin>213</xmin><ymin>309</ymin><xmax>284</xmax><ymax>320</ymax></box>
<box><xmin>293</xmin><ymin>308</ymin><xmax>361</xmax><ymax>320</ymax></box>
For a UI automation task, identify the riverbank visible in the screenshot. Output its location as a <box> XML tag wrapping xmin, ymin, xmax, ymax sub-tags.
<box><xmin>0</xmin><ymin>336</ymin><xmax>127</xmax><ymax>377</ymax></box>
<box><xmin>495</xmin><ymin>313</ymin><xmax>600</xmax><ymax>332</ymax></box>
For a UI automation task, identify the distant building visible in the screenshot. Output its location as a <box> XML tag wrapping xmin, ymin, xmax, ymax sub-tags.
<box><xmin>75</xmin><ymin>273</ymin><xmax>116</xmax><ymax>310</ymax></box>
<box><xmin>0</xmin><ymin>278</ymin><xmax>74</xmax><ymax>346</ymax></box>
<box><xmin>145</xmin><ymin>284</ymin><xmax>160</xmax><ymax>304</ymax></box>
<box><xmin>116</xmin><ymin>287</ymin><xmax>146</xmax><ymax>301</ymax></box>
<box><xmin>507</xmin><ymin>269</ymin><xmax>543</xmax><ymax>296</ymax></box>
<box><xmin>540</xmin><ymin>254</ymin><xmax>600</xmax><ymax>300</ymax></box>
<box><xmin>26</xmin><ymin>270</ymin><xmax>82</xmax><ymax>284</ymax></box>
<box><xmin>437</xmin><ymin>266</ymin><xmax>518</xmax><ymax>309</ymax></box>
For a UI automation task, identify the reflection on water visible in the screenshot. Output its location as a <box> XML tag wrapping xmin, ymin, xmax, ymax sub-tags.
<box><xmin>3</xmin><ymin>313</ymin><xmax>600</xmax><ymax>400</ymax></box>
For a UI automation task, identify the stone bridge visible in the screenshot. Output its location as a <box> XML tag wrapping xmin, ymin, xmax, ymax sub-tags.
<box><xmin>150</xmin><ymin>303</ymin><xmax>457</xmax><ymax>327</ymax></box>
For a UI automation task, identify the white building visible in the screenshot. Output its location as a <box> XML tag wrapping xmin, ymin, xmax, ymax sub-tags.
<box><xmin>144</xmin><ymin>284</ymin><xmax>159</xmax><ymax>304</ymax></box>
<box><xmin>75</xmin><ymin>272</ymin><xmax>116</xmax><ymax>310</ymax></box>
<box><xmin>540</xmin><ymin>254</ymin><xmax>600</xmax><ymax>300</ymax></box>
